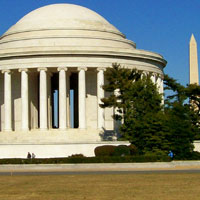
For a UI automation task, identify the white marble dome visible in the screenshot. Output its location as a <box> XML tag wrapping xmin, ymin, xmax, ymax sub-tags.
<box><xmin>0</xmin><ymin>4</ymin><xmax>136</xmax><ymax>55</ymax></box>
<box><xmin>6</xmin><ymin>4</ymin><xmax>121</xmax><ymax>35</ymax></box>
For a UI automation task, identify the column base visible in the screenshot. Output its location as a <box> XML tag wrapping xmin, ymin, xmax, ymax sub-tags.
<box><xmin>59</xmin><ymin>128</ymin><xmax>67</xmax><ymax>131</ymax></box>
<box><xmin>21</xmin><ymin>128</ymin><xmax>29</xmax><ymax>132</ymax></box>
<box><xmin>4</xmin><ymin>129</ymin><xmax>12</xmax><ymax>132</ymax></box>
<box><xmin>39</xmin><ymin>128</ymin><xmax>48</xmax><ymax>131</ymax></box>
<box><xmin>79</xmin><ymin>128</ymin><xmax>86</xmax><ymax>130</ymax></box>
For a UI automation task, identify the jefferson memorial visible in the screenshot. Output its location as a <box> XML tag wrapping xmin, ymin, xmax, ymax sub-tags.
<box><xmin>0</xmin><ymin>4</ymin><xmax>166</xmax><ymax>158</ymax></box>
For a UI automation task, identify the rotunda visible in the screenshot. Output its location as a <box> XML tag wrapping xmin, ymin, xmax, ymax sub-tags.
<box><xmin>0</xmin><ymin>4</ymin><xmax>166</xmax><ymax>158</ymax></box>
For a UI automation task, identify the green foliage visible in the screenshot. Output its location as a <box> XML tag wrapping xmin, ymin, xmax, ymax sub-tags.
<box><xmin>144</xmin><ymin>150</ymin><xmax>167</xmax><ymax>157</ymax></box>
<box><xmin>164</xmin><ymin>75</ymin><xmax>200</xmax><ymax>156</ymax></box>
<box><xmin>164</xmin><ymin>103</ymin><xmax>195</xmax><ymax>158</ymax></box>
<box><xmin>102</xmin><ymin>64</ymin><xmax>165</xmax><ymax>154</ymax></box>
<box><xmin>68</xmin><ymin>154</ymin><xmax>85</xmax><ymax>158</ymax></box>
<box><xmin>101</xmin><ymin>64</ymin><xmax>200</xmax><ymax>158</ymax></box>
<box><xmin>94</xmin><ymin>145</ymin><xmax>137</xmax><ymax>157</ymax></box>
<box><xmin>0</xmin><ymin>155</ymin><xmax>171</xmax><ymax>164</ymax></box>
<box><xmin>128</xmin><ymin>144</ymin><xmax>138</xmax><ymax>155</ymax></box>
<box><xmin>94</xmin><ymin>145</ymin><xmax>116</xmax><ymax>157</ymax></box>
<box><xmin>101</xmin><ymin>64</ymin><xmax>162</xmax><ymax>121</ymax></box>
<box><xmin>113</xmin><ymin>145</ymin><xmax>131</xmax><ymax>156</ymax></box>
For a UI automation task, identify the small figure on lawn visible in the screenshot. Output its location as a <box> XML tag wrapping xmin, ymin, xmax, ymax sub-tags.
<box><xmin>27</xmin><ymin>152</ymin><xmax>31</xmax><ymax>159</ymax></box>
<box><xmin>168</xmin><ymin>150</ymin><xmax>174</xmax><ymax>159</ymax></box>
<box><xmin>32</xmin><ymin>153</ymin><xmax>36</xmax><ymax>159</ymax></box>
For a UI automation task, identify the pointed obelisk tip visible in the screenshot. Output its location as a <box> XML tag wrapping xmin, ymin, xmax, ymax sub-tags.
<box><xmin>190</xmin><ymin>33</ymin><xmax>196</xmax><ymax>43</ymax></box>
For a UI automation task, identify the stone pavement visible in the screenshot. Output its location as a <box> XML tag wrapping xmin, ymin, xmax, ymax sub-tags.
<box><xmin>0</xmin><ymin>161</ymin><xmax>200</xmax><ymax>173</ymax></box>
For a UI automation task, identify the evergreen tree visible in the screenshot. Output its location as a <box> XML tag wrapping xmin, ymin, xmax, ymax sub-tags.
<box><xmin>164</xmin><ymin>75</ymin><xmax>199</xmax><ymax>157</ymax></box>
<box><xmin>101</xmin><ymin>64</ymin><xmax>200</xmax><ymax>157</ymax></box>
<box><xmin>101</xmin><ymin>64</ymin><xmax>165</xmax><ymax>154</ymax></box>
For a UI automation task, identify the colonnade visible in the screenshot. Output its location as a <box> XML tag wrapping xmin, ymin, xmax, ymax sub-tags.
<box><xmin>1</xmin><ymin>68</ymin><xmax>163</xmax><ymax>132</ymax></box>
<box><xmin>2</xmin><ymin>67</ymin><xmax>105</xmax><ymax>132</ymax></box>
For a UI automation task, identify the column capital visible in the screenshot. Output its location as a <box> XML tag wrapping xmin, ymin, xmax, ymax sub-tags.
<box><xmin>18</xmin><ymin>68</ymin><xmax>28</xmax><ymax>73</ymax></box>
<box><xmin>97</xmin><ymin>67</ymin><xmax>106</xmax><ymax>72</ymax></box>
<box><xmin>156</xmin><ymin>73</ymin><xmax>164</xmax><ymax>79</ymax></box>
<box><xmin>77</xmin><ymin>67</ymin><xmax>87</xmax><ymax>72</ymax></box>
<box><xmin>2</xmin><ymin>69</ymin><xmax>11</xmax><ymax>74</ymax></box>
<box><xmin>57</xmin><ymin>67</ymin><xmax>68</xmax><ymax>72</ymax></box>
<box><xmin>37</xmin><ymin>67</ymin><xmax>47</xmax><ymax>72</ymax></box>
<box><xmin>142</xmin><ymin>71</ymin><xmax>149</xmax><ymax>76</ymax></box>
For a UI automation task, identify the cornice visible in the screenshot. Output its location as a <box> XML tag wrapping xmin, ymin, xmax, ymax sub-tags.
<box><xmin>0</xmin><ymin>48</ymin><xmax>167</xmax><ymax>67</ymax></box>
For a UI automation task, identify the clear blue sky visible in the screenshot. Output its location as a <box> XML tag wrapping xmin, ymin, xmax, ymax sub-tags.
<box><xmin>1</xmin><ymin>0</ymin><xmax>200</xmax><ymax>86</ymax></box>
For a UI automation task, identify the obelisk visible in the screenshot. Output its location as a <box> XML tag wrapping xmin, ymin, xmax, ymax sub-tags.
<box><xmin>189</xmin><ymin>34</ymin><xmax>199</xmax><ymax>85</ymax></box>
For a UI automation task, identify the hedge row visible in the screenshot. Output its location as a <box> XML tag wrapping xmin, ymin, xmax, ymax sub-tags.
<box><xmin>0</xmin><ymin>155</ymin><xmax>171</xmax><ymax>164</ymax></box>
<box><xmin>94</xmin><ymin>145</ymin><xmax>135</xmax><ymax>157</ymax></box>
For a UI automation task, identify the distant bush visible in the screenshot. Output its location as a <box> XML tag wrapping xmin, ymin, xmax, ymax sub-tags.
<box><xmin>94</xmin><ymin>144</ymin><xmax>138</xmax><ymax>157</ymax></box>
<box><xmin>68</xmin><ymin>154</ymin><xmax>85</xmax><ymax>158</ymax></box>
<box><xmin>113</xmin><ymin>145</ymin><xmax>130</xmax><ymax>157</ymax></box>
<box><xmin>144</xmin><ymin>150</ymin><xmax>168</xmax><ymax>157</ymax></box>
<box><xmin>94</xmin><ymin>145</ymin><xmax>116</xmax><ymax>157</ymax></box>
<box><xmin>128</xmin><ymin>144</ymin><xmax>138</xmax><ymax>155</ymax></box>
<box><xmin>174</xmin><ymin>151</ymin><xmax>200</xmax><ymax>160</ymax></box>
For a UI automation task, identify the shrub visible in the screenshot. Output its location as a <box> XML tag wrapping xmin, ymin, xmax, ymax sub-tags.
<box><xmin>94</xmin><ymin>145</ymin><xmax>116</xmax><ymax>157</ymax></box>
<box><xmin>144</xmin><ymin>150</ymin><xmax>167</xmax><ymax>157</ymax></box>
<box><xmin>0</xmin><ymin>155</ymin><xmax>171</xmax><ymax>164</ymax></box>
<box><xmin>189</xmin><ymin>151</ymin><xmax>200</xmax><ymax>160</ymax></box>
<box><xmin>173</xmin><ymin>151</ymin><xmax>200</xmax><ymax>160</ymax></box>
<box><xmin>113</xmin><ymin>145</ymin><xmax>130</xmax><ymax>156</ymax></box>
<box><xmin>68</xmin><ymin>154</ymin><xmax>85</xmax><ymax>158</ymax></box>
<box><xmin>128</xmin><ymin>144</ymin><xmax>138</xmax><ymax>155</ymax></box>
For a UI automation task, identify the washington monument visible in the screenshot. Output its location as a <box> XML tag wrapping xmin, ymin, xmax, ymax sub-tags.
<box><xmin>189</xmin><ymin>34</ymin><xmax>199</xmax><ymax>85</ymax></box>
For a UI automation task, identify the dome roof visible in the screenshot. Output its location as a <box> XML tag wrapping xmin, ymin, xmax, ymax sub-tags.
<box><xmin>5</xmin><ymin>4</ymin><xmax>121</xmax><ymax>35</ymax></box>
<box><xmin>0</xmin><ymin>4</ymin><xmax>136</xmax><ymax>54</ymax></box>
<box><xmin>0</xmin><ymin>4</ymin><xmax>166</xmax><ymax>71</ymax></box>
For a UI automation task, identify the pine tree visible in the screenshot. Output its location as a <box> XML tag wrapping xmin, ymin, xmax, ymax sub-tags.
<box><xmin>101</xmin><ymin>64</ymin><xmax>200</xmax><ymax>157</ymax></box>
<box><xmin>101</xmin><ymin>64</ymin><xmax>165</xmax><ymax>154</ymax></box>
<box><xmin>164</xmin><ymin>75</ymin><xmax>200</xmax><ymax>157</ymax></box>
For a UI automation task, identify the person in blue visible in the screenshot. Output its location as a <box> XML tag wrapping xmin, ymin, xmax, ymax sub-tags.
<box><xmin>168</xmin><ymin>150</ymin><xmax>174</xmax><ymax>159</ymax></box>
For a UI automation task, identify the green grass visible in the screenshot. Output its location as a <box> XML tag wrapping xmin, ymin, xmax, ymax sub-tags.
<box><xmin>0</xmin><ymin>173</ymin><xmax>200</xmax><ymax>200</ymax></box>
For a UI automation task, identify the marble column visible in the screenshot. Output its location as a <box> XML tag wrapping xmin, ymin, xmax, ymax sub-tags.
<box><xmin>150</xmin><ymin>73</ymin><xmax>156</xmax><ymax>84</ymax></box>
<box><xmin>97</xmin><ymin>68</ymin><xmax>105</xmax><ymax>129</ymax></box>
<box><xmin>156</xmin><ymin>75</ymin><xmax>162</xmax><ymax>93</ymax></box>
<box><xmin>160</xmin><ymin>76</ymin><xmax>164</xmax><ymax>105</ymax></box>
<box><xmin>2</xmin><ymin>70</ymin><xmax>12</xmax><ymax>131</ymax></box>
<box><xmin>19</xmin><ymin>69</ymin><xmax>29</xmax><ymax>131</ymax></box>
<box><xmin>66</xmin><ymin>72</ymin><xmax>71</xmax><ymax>128</ymax></box>
<box><xmin>58</xmin><ymin>67</ymin><xmax>67</xmax><ymax>130</ymax></box>
<box><xmin>156</xmin><ymin>74</ymin><xmax>164</xmax><ymax>104</ymax></box>
<box><xmin>38</xmin><ymin>68</ymin><xmax>48</xmax><ymax>130</ymax></box>
<box><xmin>114</xmin><ymin>88</ymin><xmax>121</xmax><ymax>131</ymax></box>
<box><xmin>78</xmin><ymin>67</ymin><xmax>87</xmax><ymax>129</ymax></box>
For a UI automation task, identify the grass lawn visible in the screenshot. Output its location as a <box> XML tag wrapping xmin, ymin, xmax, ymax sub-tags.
<box><xmin>0</xmin><ymin>173</ymin><xmax>200</xmax><ymax>200</ymax></box>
